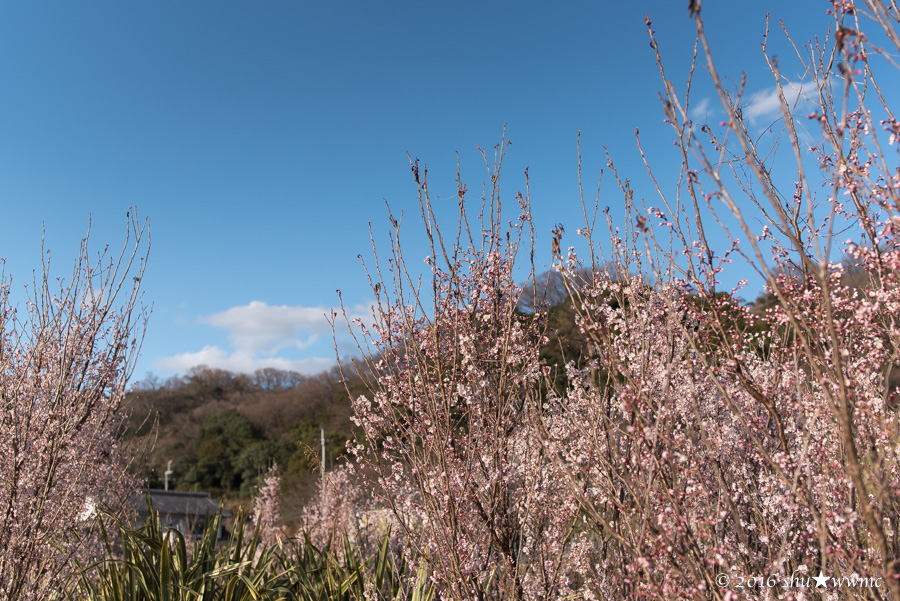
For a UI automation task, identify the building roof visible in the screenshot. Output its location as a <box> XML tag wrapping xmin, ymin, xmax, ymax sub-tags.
<box><xmin>130</xmin><ymin>489</ymin><xmax>230</xmax><ymax>519</ymax></box>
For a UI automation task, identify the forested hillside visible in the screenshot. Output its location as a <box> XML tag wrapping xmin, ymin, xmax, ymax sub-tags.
<box><xmin>123</xmin><ymin>366</ymin><xmax>365</xmax><ymax>521</ymax></box>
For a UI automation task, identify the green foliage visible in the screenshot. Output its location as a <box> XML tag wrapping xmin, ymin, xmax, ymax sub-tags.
<box><xmin>186</xmin><ymin>409</ymin><xmax>262</xmax><ymax>491</ymax></box>
<box><xmin>235</xmin><ymin>440</ymin><xmax>280</xmax><ymax>496</ymax></box>
<box><xmin>274</xmin><ymin>533</ymin><xmax>433</xmax><ymax>601</ymax></box>
<box><xmin>537</xmin><ymin>295</ymin><xmax>588</xmax><ymax>397</ymax></box>
<box><xmin>70</xmin><ymin>500</ymin><xmax>434</xmax><ymax>601</ymax></box>
<box><xmin>71</xmin><ymin>503</ymin><xmax>285</xmax><ymax>601</ymax></box>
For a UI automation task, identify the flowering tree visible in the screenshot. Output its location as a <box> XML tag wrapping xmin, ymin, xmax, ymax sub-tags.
<box><xmin>340</xmin><ymin>1</ymin><xmax>900</xmax><ymax>599</ymax></box>
<box><xmin>0</xmin><ymin>215</ymin><xmax>148</xmax><ymax>600</ymax></box>
<box><xmin>252</xmin><ymin>463</ymin><xmax>283</xmax><ymax>546</ymax></box>
<box><xmin>341</xmin><ymin>144</ymin><xmax>584</xmax><ymax>600</ymax></box>
<box><xmin>544</xmin><ymin>1</ymin><xmax>900</xmax><ymax>598</ymax></box>
<box><xmin>298</xmin><ymin>462</ymin><xmax>380</xmax><ymax>554</ymax></box>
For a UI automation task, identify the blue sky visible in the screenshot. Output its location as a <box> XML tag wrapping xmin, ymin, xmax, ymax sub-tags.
<box><xmin>0</xmin><ymin>1</ymin><xmax>847</xmax><ymax>384</ymax></box>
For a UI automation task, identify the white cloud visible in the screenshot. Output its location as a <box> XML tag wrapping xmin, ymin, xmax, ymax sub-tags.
<box><xmin>154</xmin><ymin>300</ymin><xmax>374</xmax><ymax>376</ymax></box>
<box><xmin>154</xmin><ymin>345</ymin><xmax>336</xmax><ymax>375</ymax></box>
<box><xmin>744</xmin><ymin>81</ymin><xmax>813</xmax><ymax>125</ymax></box>
<box><xmin>689</xmin><ymin>97</ymin><xmax>712</xmax><ymax>121</ymax></box>
<box><xmin>201</xmin><ymin>301</ymin><xmax>333</xmax><ymax>355</ymax></box>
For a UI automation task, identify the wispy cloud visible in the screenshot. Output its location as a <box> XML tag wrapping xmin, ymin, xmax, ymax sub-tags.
<box><xmin>155</xmin><ymin>346</ymin><xmax>336</xmax><ymax>375</ymax></box>
<box><xmin>744</xmin><ymin>81</ymin><xmax>813</xmax><ymax>125</ymax></box>
<box><xmin>689</xmin><ymin>97</ymin><xmax>713</xmax><ymax>121</ymax></box>
<box><xmin>154</xmin><ymin>300</ymin><xmax>372</xmax><ymax>375</ymax></box>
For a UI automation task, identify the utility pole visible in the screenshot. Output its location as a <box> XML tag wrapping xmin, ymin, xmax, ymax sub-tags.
<box><xmin>320</xmin><ymin>428</ymin><xmax>326</xmax><ymax>481</ymax></box>
<box><xmin>164</xmin><ymin>460</ymin><xmax>173</xmax><ymax>491</ymax></box>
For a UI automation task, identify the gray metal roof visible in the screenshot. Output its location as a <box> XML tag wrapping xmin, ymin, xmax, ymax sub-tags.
<box><xmin>130</xmin><ymin>489</ymin><xmax>230</xmax><ymax>519</ymax></box>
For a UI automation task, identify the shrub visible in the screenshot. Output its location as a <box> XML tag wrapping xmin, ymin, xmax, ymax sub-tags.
<box><xmin>0</xmin><ymin>214</ymin><xmax>148</xmax><ymax>600</ymax></box>
<box><xmin>74</xmin><ymin>498</ymin><xmax>434</xmax><ymax>601</ymax></box>
<box><xmin>339</xmin><ymin>2</ymin><xmax>900</xmax><ymax>599</ymax></box>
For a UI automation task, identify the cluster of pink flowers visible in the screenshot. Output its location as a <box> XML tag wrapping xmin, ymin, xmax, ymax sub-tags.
<box><xmin>0</xmin><ymin>217</ymin><xmax>148</xmax><ymax>600</ymax></box>
<box><xmin>328</xmin><ymin>2</ymin><xmax>900</xmax><ymax>599</ymax></box>
<box><xmin>252</xmin><ymin>463</ymin><xmax>283</xmax><ymax>546</ymax></box>
<box><xmin>339</xmin><ymin>144</ymin><xmax>585</xmax><ymax>599</ymax></box>
<box><xmin>298</xmin><ymin>463</ymin><xmax>367</xmax><ymax>549</ymax></box>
